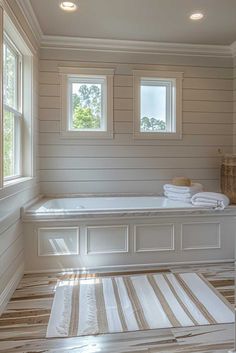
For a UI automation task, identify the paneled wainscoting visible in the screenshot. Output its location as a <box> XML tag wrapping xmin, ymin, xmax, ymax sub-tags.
<box><xmin>23</xmin><ymin>211</ymin><xmax>235</xmax><ymax>272</ymax></box>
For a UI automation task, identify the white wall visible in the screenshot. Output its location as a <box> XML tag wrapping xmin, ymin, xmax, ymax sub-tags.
<box><xmin>0</xmin><ymin>0</ymin><xmax>39</xmax><ymax>313</ymax></box>
<box><xmin>39</xmin><ymin>49</ymin><xmax>233</xmax><ymax>195</ymax></box>
<box><xmin>233</xmin><ymin>56</ymin><xmax>236</xmax><ymax>152</ymax></box>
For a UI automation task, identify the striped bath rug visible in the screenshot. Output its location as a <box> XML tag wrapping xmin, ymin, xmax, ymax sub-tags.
<box><xmin>46</xmin><ymin>272</ymin><xmax>234</xmax><ymax>338</ymax></box>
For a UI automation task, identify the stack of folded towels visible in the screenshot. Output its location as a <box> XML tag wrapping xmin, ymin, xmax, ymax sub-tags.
<box><xmin>163</xmin><ymin>178</ymin><xmax>203</xmax><ymax>202</ymax></box>
<box><xmin>163</xmin><ymin>177</ymin><xmax>230</xmax><ymax>209</ymax></box>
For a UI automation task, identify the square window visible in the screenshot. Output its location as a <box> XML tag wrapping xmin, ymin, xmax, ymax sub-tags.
<box><xmin>134</xmin><ymin>70</ymin><xmax>183</xmax><ymax>139</ymax></box>
<box><xmin>60</xmin><ymin>68</ymin><xmax>114</xmax><ymax>139</ymax></box>
<box><xmin>69</xmin><ymin>77</ymin><xmax>106</xmax><ymax>131</ymax></box>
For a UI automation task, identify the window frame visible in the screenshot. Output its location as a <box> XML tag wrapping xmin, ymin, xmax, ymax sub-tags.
<box><xmin>3</xmin><ymin>34</ymin><xmax>23</xmax><ymax>181</ymax></box>
<box><xmin>0</xmin><ymin>12</ymin><xmax>34</xmax><ymax>189</ymax></box>
<box><xmin>133</xmin><ymin>70</ymin><xmax>183</xmax><ymax>140</ymax></box>
<box><xmin>60</xmin><ymin>67</ymin><xmax>114</xmax><ymax>139</ymax></box>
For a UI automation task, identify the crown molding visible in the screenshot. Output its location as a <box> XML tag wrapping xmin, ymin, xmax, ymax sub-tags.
<box><xmin>0</xmin><ymin>0</ymin><xmax>38</xmax><ymax>53</ymax></box>
<box><xmin>8</xmin><ymin>0</ymin><xmax>236</xmax><ymax>58</ymax></box>
<box><xmin>15</xmin><ymin>0</ymin><xmax>43</xmax><ymax>45</ymax></box>
<box><xmin>40</xmin><ymin>35</ymin><xmax>233</xmax><ymax>57</ymax></box>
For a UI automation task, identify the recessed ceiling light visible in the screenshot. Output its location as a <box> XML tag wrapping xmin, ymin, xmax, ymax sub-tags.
<box><xmin>189</xmin><ymin>12</ymin><xmax>204</xmax><ymax>21</ymax></box>
<box><xmin>60</xmin><ymin>1</ymin><xmax>77</xmax><ymax>12</ymax></box>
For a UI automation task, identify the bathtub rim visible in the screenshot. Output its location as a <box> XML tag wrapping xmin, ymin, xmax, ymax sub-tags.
<box><xmin>21</xmin><ymin>194</ymin><xmax>236</xmax><ymax>222</ymax></box>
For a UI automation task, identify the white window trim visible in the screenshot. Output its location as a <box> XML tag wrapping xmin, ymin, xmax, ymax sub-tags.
<box><xmin>59</xmin><ymin>67</ymin><xmax>114</xmax><ymax>139</ymax></box>
<box><xmin>0</xmin><ymin>12</ymin><xmax>34</xmax><ymax>188</ymax></box>
<box><xmin>0</xmin><ymin>7</ymin><xmax>3</xmax><ymax>187</ymax></box>
<box><xmin>133</xmin><ymin>70</ymin><xmax>183</xmax><ymax>140</ymax></box>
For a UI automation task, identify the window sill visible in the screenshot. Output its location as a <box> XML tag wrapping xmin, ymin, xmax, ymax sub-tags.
<box><xmin>60</xmin><ymin>130</ymin><xmax>114</xmax><ymax>139</ymax></box>
<box><xmin>3</xmin><ymin>176</ymin><xmax>33</xmax><ymax>188</ymax></box>
<box><xmin>133</xmin><ymin>131</ymin><xmax>182</xmax><ymax>140</ymax></box>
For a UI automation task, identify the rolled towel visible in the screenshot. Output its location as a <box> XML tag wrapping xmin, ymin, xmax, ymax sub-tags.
<box><xmin>163</xmin><ymin>183</ymin><xmax>203</xmax><ymax>195</ymax></box>
<box><xmin>191</xmin><ymin>192</ymin><xmax>230</xmax><ymax>210</ymax></box>
<box><xmin>164</xmin><ymin>191</ymin><xmax>192</xmax><ymax>203</ymax></box>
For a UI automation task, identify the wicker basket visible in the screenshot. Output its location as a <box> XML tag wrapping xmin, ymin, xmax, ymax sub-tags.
<box><xmin>220</xmin><ymin>154</ymin><xmax>236</xmax><ymax>204</ymax></box>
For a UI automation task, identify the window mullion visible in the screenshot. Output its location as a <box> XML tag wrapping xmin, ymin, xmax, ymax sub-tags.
<box><xmin>3</xmin><ymin>104</ymin><xmax>22</xmax><ymax>117</ymax></box>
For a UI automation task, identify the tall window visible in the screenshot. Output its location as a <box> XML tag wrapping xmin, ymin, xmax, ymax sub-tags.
<box><xmin>133</xmin><ymin>70</ymin><xmax>183</xmax><ymax>139</ymax></box>
<box><xmin>3</xmin><ymin>36</ymin><xmax>22</xmax><ymax>180</ymax></box>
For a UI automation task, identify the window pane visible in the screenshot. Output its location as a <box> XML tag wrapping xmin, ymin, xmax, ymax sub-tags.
<box><xmin>140</xmin><ymin>83</ymin><xmax>167</xmax><ymax>132</ymax></box>
<box><xmin>71</xmin><ymin>82</ymin><xmax>103</xmax><ymax>130</ymax></box>
<box><xmin>3</xmin><ymin>109</ymin><xmax>15</xmax><ymax>178</ymax></box>
<box><xmin>3</xmin><ymin>42</ymin><xmax>18</xmax><ymax>109</ymax></box>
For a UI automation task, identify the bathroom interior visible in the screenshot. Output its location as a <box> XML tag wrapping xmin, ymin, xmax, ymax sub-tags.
<box><xmin>0</xmin><ymin>0</ymin><xmax>236</xmax><ymax>352</ymax></box>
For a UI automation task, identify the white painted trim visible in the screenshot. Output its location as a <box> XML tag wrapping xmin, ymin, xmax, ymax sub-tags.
<box><xmin>37</xmin><ymin>227</ymin><xmax>80</xmax><ymax>256</ymax></box>
<box><xmin>134</xmin><ymin>223</ymin><xmax>175</xmax><ymax>253</ymax></box>
<box><xmin>40</xmin><ymin>35</ymin><xmax>233</xmax><ymax>58</ymax></box>
<box><xmin>15</xmin><ymin>0</ymin><xmax>42</xmax><ymax>45</ymax></box>
<box><xmin>23</xmin><ymin>259</ymin><xmax>234</xmax><ymax>274</ymax></box>
<box><xmin>60</xmin><ymin>67</ymin><xmax>114</xmax><ymax>139</ymax></box>
<box><xmin>59</xmin><ymin>67</ymin><xmax>115</xmax><ymax>75</ymax></box>
<box><xmin>133</xmin><ymin>70</ymin><xmax>184</xmax><ymax>78</ymax></box>
<box><xmin>133</xmin><ymin>70</ymin><xmax>183</xmax><ymax>140</ymax></box>
<box><xmin>0</xmin><ymin>0</ymin><xmax>38</xmax><ymax>54</ymax></box>
<box><xmin>0</xmin><ymin>263</ymin><xmax>24</xmax><ymax>316</ymax></box>
<box><xmin>180</xmin><ymin>222</ymin><xmax>221</xmax><ymax>251</ymax></box>
<box><xmin>85</xmin><ymin>225</ymin><xmax>129</xmax><ymax>255</ymax></box>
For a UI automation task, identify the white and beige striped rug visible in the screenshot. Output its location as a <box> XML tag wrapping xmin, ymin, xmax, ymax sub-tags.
<box><xmin>46</xmin><ymin>272</ymin><xmax>234</xmax><ymax>338</ymax></box>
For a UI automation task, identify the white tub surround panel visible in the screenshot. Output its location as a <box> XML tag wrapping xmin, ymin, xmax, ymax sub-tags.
<box><xmin>23</xmin><ymin>197</ymin><xmax>236</xmax><ymax>272</ymax></box>
<box><xmin>39</xmin><ymin>49</ymin><xmax>233</xmax><ymax>195</ymax></box>
<box><xmin>38</xmin><ymin>227</ymin><xmax>79</xmax><ymax>256</ymax></box>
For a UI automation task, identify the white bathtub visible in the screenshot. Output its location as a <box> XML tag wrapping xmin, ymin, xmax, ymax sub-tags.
<box><xmin>36</xmin><ymin>196</ymin><xmax>198</xmax><ymax>213</ymax></box>
<box><xmin>23</xmin><ymin>195</ymin><xmax>236</xmax><ymax>272</ymax></box>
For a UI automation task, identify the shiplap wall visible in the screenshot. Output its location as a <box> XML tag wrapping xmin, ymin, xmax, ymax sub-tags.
<box><xmin>234</xmin><ymin>57</ymin><xmax>236</xmax><ymax>152</ymax></box>
<box><xmin>0</xmin><ymin>1</ymin><xmax>39</xmax><ymax>313</ymax></box>
<box><xmin>39</xmin><ymin>49</ymin><xmax>233</xmax><ymax>195</ymax></box>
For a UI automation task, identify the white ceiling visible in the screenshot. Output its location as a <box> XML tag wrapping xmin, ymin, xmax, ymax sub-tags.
<box><xmin>29</xmin><ymin>0</ymin><xmax>236</xmax><ymax>46</ymax></box>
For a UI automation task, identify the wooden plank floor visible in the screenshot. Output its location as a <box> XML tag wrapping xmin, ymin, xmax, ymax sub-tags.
<box><xmin>0</xmin><ymin>262</ymin><xmax>234</xmax><ymax>353</ymax></box>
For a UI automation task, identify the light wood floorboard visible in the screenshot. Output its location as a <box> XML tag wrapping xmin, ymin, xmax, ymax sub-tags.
<box><xmin>0</xmin><ymin>262</ymin><xmax>234</xmax><ymax>353</ymax></box>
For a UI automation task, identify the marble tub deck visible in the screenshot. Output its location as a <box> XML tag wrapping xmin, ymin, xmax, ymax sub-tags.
<box><xmin>0</xmin><ymin>262</ymin><xmax>234</xmax><ymax>353</ymax></box>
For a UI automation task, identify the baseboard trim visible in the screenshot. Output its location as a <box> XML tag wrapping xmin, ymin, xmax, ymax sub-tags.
<box><xmin>24</xmin><ymin>259</ymin><xmax>234</xmax><ymax>274</ymax></box>
<box><xmin>0</xmin><ymin>263</ymin><xmax>24</xmax><ymax>316</ymax></box>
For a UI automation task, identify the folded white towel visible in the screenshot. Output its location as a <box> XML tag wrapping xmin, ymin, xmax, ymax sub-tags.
<box><xmin>163</xmin><ymin>183</ymin><xmax>203</xmax><ymax>195</ymax></box>
<box><xmin>191</xmin><ymin>192</ymin><xmax>230</xmax><ymax>210</ymax></box>
<box><xmin>164</xmin><ymin>191</ymin><xmax>192</xmax><ymax>202</ymax></box>
<box><xmin>165</xmin><ymin>190</ymin><xmax>196</xmax><ymax>199</ymax></box>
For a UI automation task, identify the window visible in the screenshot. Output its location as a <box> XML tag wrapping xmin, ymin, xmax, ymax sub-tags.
<box><xmin>60</xmin><ymin>67</ymin><xmax>114</xmax><ymax>138</ymax></box>
<box><xmin>3</xmin><ymin>36</ymin><xmax>22</xmax><ymax>180</ymax></box>
<box><xmin>1</xmin><ymin>13</ymin><xmax>34</xmax><ymax>187</ymax></box>
<box><xmin>133</xmin><ymin>70</ymin><xmax>183</xmax><ymax>139</ymax></box>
